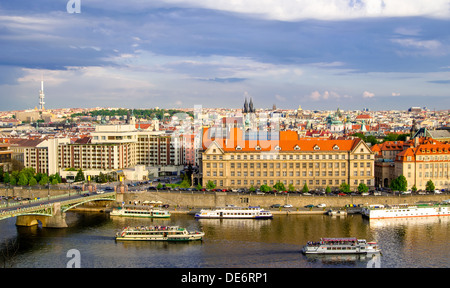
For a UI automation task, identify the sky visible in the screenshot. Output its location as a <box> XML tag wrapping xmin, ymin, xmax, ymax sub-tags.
<box><xmin>1</xmin><ymin>0</ymin><xmax>450</xmax><ymax>111</ymax></box>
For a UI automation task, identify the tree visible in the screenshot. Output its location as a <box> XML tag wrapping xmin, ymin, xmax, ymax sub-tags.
<box><xmin>425</xmin><ymin>180</ymin><xmax>435</xmax><ymax>192</ymax></box>
<box><xmin>325</xmin><ymin>186</ymin><xmax>331</xmax><ymax>194</ymax></box>
<box><xmin>74</xmin><ymin>169</ymin><xmax>85</xmax><ymax>182</ymax></box>
<box><xmin>411</xmin><ymin>185</ymin><xmax>417</xmax><ymax>193</ymax></box>
<box><xmin>3</xmin><ymin>172</ymin><xmax>10</xmax><ymax>184</ymax></box>
<box><xmin>357</xmin><ymin>183</ymin><xmax>369</xmax><ymax>193</ymax></box>
<box><xmin>390</xmin><ymin>175</ymin><xmax>408</xmax><ymax>192</ymax></box>
<box><xmin>302</xmin><ymin>183</ymin><xmax>309</xmax><ymax>193</ymax></box>
<box><xmin>273</xmin><ymin>182</ymin><xmax>286</xmax><ymax>192</ymax></box>
<box><xmin>39</xmin><ymin>175</ymin><xmax>49</xmax><ymax>186</ymax></box>
<box><xmin>249</xmin><ymin>185</ymin><xmax>256</xmax><ymax>192</ymax></box>
<box><xmin>156</xmin><ymin>183</ymin><xmax>163</xmax><ymax>190</ymax></box>
<box><xmin>28</xmin><ymin>177</ymin><xmax>37</xmax><ymax>186</ymax></box>
<box><xmin>288</xmin><ymin>184</ymin><xmax>295</xmax><ymax>192</ymax></box>
<box><xmin>179</xmin><ymin>179</ymin><xmax>190</xmax><ymax>188</ymax></box>
<box><xmin>196</xmin><ymin>183</ymin><xmax>203</xmax><ymax>191</ymax></box>
<box><xmin>206</xmin><ymin>180</ymin><xmax>216</xmax><ymax>190</ymax></box>
<box><xmin>17</xmin><ymin>172</ymin><xmax>28</xmax><ymax>186</ymax></box>
<box><xmin>339</xmin><ymin>182</ymin><xmax>351</xmax><ymax>193</ymax></box>
<box><xmin>260</xmin><ymin>184</ymin><xmax>271</xmax><ymax>192</ymax></box>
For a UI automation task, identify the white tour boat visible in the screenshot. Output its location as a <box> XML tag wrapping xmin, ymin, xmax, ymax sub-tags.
<box><xmin>110</xmin><ymin>207</ymin><xmax>171</xmax><ymax>218</ymax></box>
<box><xmin>361</xmin><ymin>203</ymin><xmax>450</xmax><ymax>220</ymax></box>
<box><xmin>302</xmin><ymin>238</ymin><xmax>381</xmax><ymax>254</ymax></box>
<box><xmin>194</xmin><ymin>206</ymin><xmax>273</xmax><ymax>219</ymax></box>
<box><xmin>115</xmin><ymin>225</ymin><xmax>204</xmax><ymax>241</ymax></box>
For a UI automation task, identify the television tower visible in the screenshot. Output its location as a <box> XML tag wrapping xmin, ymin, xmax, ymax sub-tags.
<box><xmin>39</xmin><ymin>76</ymin><xmax>45</xmax><ymax>110</ymax></box>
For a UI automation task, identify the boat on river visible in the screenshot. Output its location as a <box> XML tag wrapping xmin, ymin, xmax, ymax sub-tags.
<box><xmin>110</xmin><ymin>207</ymin><xmax>171</xmax><ymax>218</ymax></box>
<box><xmin>115</xmin><ymin>225</ymin><xmax>204</xmax><ymax>241</ymax></box>
<box><xmin>361</xmin><ymin>203</ymin><xmax>450</xmax><ymax>220</ymax></box>
<box><xmin>194</xmin><ymin>206</ymin><xmax>273</xmax><ymax>219</ymax></box>
<box><xmin>302</xmin><ymin>238</ymin><xmax>380</xmax><ymax>254</ymax></box>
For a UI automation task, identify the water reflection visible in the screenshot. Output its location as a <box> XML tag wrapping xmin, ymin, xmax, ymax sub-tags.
<box><xmin>0</xmin><ymin>212</ymin><xmax>448</xmax><ymax>267</ymax></box>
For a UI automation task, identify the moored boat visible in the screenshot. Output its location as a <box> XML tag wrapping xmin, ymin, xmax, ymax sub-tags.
<box><xmin>115</xmin><ymin>225</ymin><xmax>204</xmax><ymax>241</ymax></box>
<box><xmin>361</xmin><ymin>203</ymin><xmax>450</xmax><ymax>220</ymax></box>
<box><xmin>110</xmin><ymin>207</ymin><xmax>170</xmax><ymax>218</ymax></box>
<box><xmin>194</xmin><ymin>206</ymin><xmax>273</xmax><ymax>219</ymax></box>
<box><xmin>302</xmin><ymin>238</ymin><xmax>380</xmax><ymax>254</ymax></box>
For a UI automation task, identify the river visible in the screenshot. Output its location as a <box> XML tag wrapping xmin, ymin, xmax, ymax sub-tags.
<box><xmin>0</xmin><ymin>212</ymin><xmax>448</xmax><ymax>268</ymax></box>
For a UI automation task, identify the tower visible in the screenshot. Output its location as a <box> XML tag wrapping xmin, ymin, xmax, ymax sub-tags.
<box><xmin>39</xmin><ymin>77</ymin><xmax>45</xmax><ymax>110</ymax></box>
<box><xmin>243</xmin><ymin>98</ymin><xmax>248</xmax><ymax>113</ymax></box>
<box><xmin>249</xmin><ymin>97</ymin><xmax>254</xmax><ymax>113</ymax></box>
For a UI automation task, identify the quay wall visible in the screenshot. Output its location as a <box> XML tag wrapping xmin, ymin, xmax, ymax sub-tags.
<box><xmin>3</xmin><ymin>187</ymin><xmax>448</xmax><ymax>209</ymax></box>
<box><xmin>116</xmin><ymin>191</ymin><xmax>450</xmax><ymax>209</ymax></box>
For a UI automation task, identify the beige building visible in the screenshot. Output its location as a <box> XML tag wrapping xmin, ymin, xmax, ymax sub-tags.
<box><xmin>395</xmin><ymin>139</ymin><xmax>450</xmax><ymax>190</ymax></box>
<box><xmin>58</xmin><ymin>123</ymin><xmax>185</xmax><ymax>180</ymax></box>
<box><xmin>372</xmin><ymin>137</ymin><xmax>450</xmax><ymax>190</ymax></box>
<box><xmin>201</xmin><ymin>128</ymin><xmax>375</xmax><ymax>190</ymax></box>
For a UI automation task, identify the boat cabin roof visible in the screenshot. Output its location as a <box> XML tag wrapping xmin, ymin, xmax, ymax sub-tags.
<box><xmin>321</xmin><ymin>238</ymin><xmax>358</xmax><ymax>242</ymax></box>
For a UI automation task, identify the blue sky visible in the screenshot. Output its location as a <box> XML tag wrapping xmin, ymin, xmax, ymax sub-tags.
<box><xmin>1</xmin><ymin>0</ymin><xmax>450</xmax><ymax>111</ymax></box>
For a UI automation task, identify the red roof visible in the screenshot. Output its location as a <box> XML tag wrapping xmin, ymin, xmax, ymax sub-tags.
<box><xmin>202</xmin><ymin>128</ymin><xmax>362</xmax><ymax>152</ymax></box>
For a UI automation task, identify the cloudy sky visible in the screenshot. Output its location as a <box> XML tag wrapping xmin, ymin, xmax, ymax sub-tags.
<box><xmin>1</xmin><ymin>0</ymin><xmax>450</xmax><ymax>111</ymax></box>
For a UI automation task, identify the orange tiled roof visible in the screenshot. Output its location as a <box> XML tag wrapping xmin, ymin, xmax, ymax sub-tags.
<box><xmin>202</xmin><ymin>128</ymin><xmax>362</xmax><ymax>152</ymax></box>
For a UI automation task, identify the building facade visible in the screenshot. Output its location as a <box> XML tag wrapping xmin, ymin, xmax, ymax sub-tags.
<box><xmin>201</xmin><ymin>128</ymin><xmax>375</xmax><ymax>190</ymax></box>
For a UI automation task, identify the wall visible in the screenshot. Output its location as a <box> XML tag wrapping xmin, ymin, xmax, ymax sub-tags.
<box><xmin>118</xmin><ymin>191</ymin><xmax>449</xmax><ymax>209</ymax></box>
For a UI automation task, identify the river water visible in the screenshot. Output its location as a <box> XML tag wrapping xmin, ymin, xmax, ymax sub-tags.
<box><xmin>0</xmin><ymin>212</ymin><xmax>448</xmax><ymax>268</ymax></box>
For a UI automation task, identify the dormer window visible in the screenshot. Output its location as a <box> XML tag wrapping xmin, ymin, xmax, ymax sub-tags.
<box><xmin>236</xmin><ymin>146</ymin><xmax>242</xmax><ymax>151</ymax></box>
<box><xmin>275</xmin><ymin>145</ymin><xmax>281</xmax><ymax>151</ymax></box>
<box><xmin>313</xmin><ymin>145</ymin><xmax>320</xmax><ymax>151</ymax></box>
<box><xmin>333</xmin><ymin>145</ymin><xmax>339</xmax><ymax>150</ymax></box>
<box><xmin>294</xmin><ymin>145</ymin><xmax>300</xmax><ymax>150</ymax></box>
<box><xmin>255</xmin><ymin>145</ymin><xmax>261</xmax><ymax>151</ymax></box>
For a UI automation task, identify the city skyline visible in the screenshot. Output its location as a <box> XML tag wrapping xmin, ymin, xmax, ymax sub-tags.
<box><xmin>1</xmin><ymin>1</ymin><xmax>450</xmax><ymax>111</ymax></box>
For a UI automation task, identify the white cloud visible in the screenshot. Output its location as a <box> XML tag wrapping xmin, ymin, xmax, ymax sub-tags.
<box><xmin>159</xmin><ymin>0</ymin><xmax>450</xmax><ymax>21</ymax></box>
<box><xmin>363</xmin><ymin>91</ymin><xmax>375</xmax><ymax>98</ymax></box>
<box><xmin>308</xmin><ymin>90</ymin><xmax>344</xmax><ymax>101</ymax></box>
<box><xmin>392</xmin><ymin>92</ymin><xmax>401</xmax><ymax>96</ymax></box>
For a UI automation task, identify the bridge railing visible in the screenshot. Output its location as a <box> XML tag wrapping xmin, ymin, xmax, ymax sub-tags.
<box><xmin>0</xmin><ymin>192</ymin><xmax>87</xmax><ymax>210</ymax></box>
<box><xmin>0</xmin><ymin>203</ymin><xmax>53</xmax><ymax>218</ymax></box>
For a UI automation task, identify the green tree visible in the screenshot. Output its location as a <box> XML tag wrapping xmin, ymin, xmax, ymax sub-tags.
<box><xmin>206</xmin><ymin>180</ymin><xmax>216</xmax><ymax>190</ymax></box>
<box><xmin>325</xmin><ymin>186</ymin><xmax>331</xmax><ymax>194</ymax></box>
<box><xmin>156</xmin><ymin>183</ymin><xmax>163</xmax><ymax>190</ymax></box>
<box><xmin>425</xmin><ymin>180</ymin><xmax>435</xmax><ymax>192</ymax></box>
<box><xmin>411</xmin><ymin>185</ymin><xmax>417</xmax><ymax>193</ymax></box>
<box><xmin>179</xmin><ymin>179</ymin><xmax>191</xmax><ymax>188</ymax></box>
<box><xmin>260</xmin><ymin>184</ymin><xmax>271</xmax><ymax>192</ymax></box>
<box><xmin>17</xmin><ymin>172</ymin><xmax>29</xmax><ymax>186</ymax></box>
<box><xmin>339</xmin><ymin>182</ymin><xmax>351</xmax><ymax>193</ymax></box>
<box><xmin>74</xmin><ymin>169</ymin><xmax>85</xmax><ymax>182</ymax></box>
<box><xmin>302</xmin><ymin>183</ymin><xmax>309</xmax><ymax>193</ymax></box>
<box><xmin>357</xmin><ymin>183</ymin><xmax>369</xmax><ymax>193</ymax></box>
<box><xmin>390</xmin><ymin>175</ymin><xmax>408</xmax><ymax>192</ymax></box>
<box><xmin>28</xmin><ymin>177</ymin><xmax>37</xmax><ymax>186</ymax></box>
<box><xmin>288</xmin><ymin>184</ymin><xmax>295</xmax><ymax>192</ymax></box>
<box><xmin>273</xmin><ymin>181</ymin><xmax>286</xmax><ymax>192</ymax></box>
<box><xmin>249</xmin><ymin>185</ymin><xmax>256</xmax><ymax>192</ymax></box>
<box><xmin>39</xmin><ymin>175</ymin><xmax>49</xmax><ymax>186</ymax></box>
<box><xmin>196</xmin><ymin>183</ymin><xmax>203</xmax><ymax>190</ymax></box>
<box><xmin>3</xmin><ymin>172</ymin><xmax>10</xmax><ymax>184</ymax></box>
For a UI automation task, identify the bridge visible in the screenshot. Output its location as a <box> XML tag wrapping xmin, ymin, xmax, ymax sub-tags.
<box><xmin>0</xmin><ymin>192</ymin><xmax>116</xmax><ymax>228</ymax></box>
